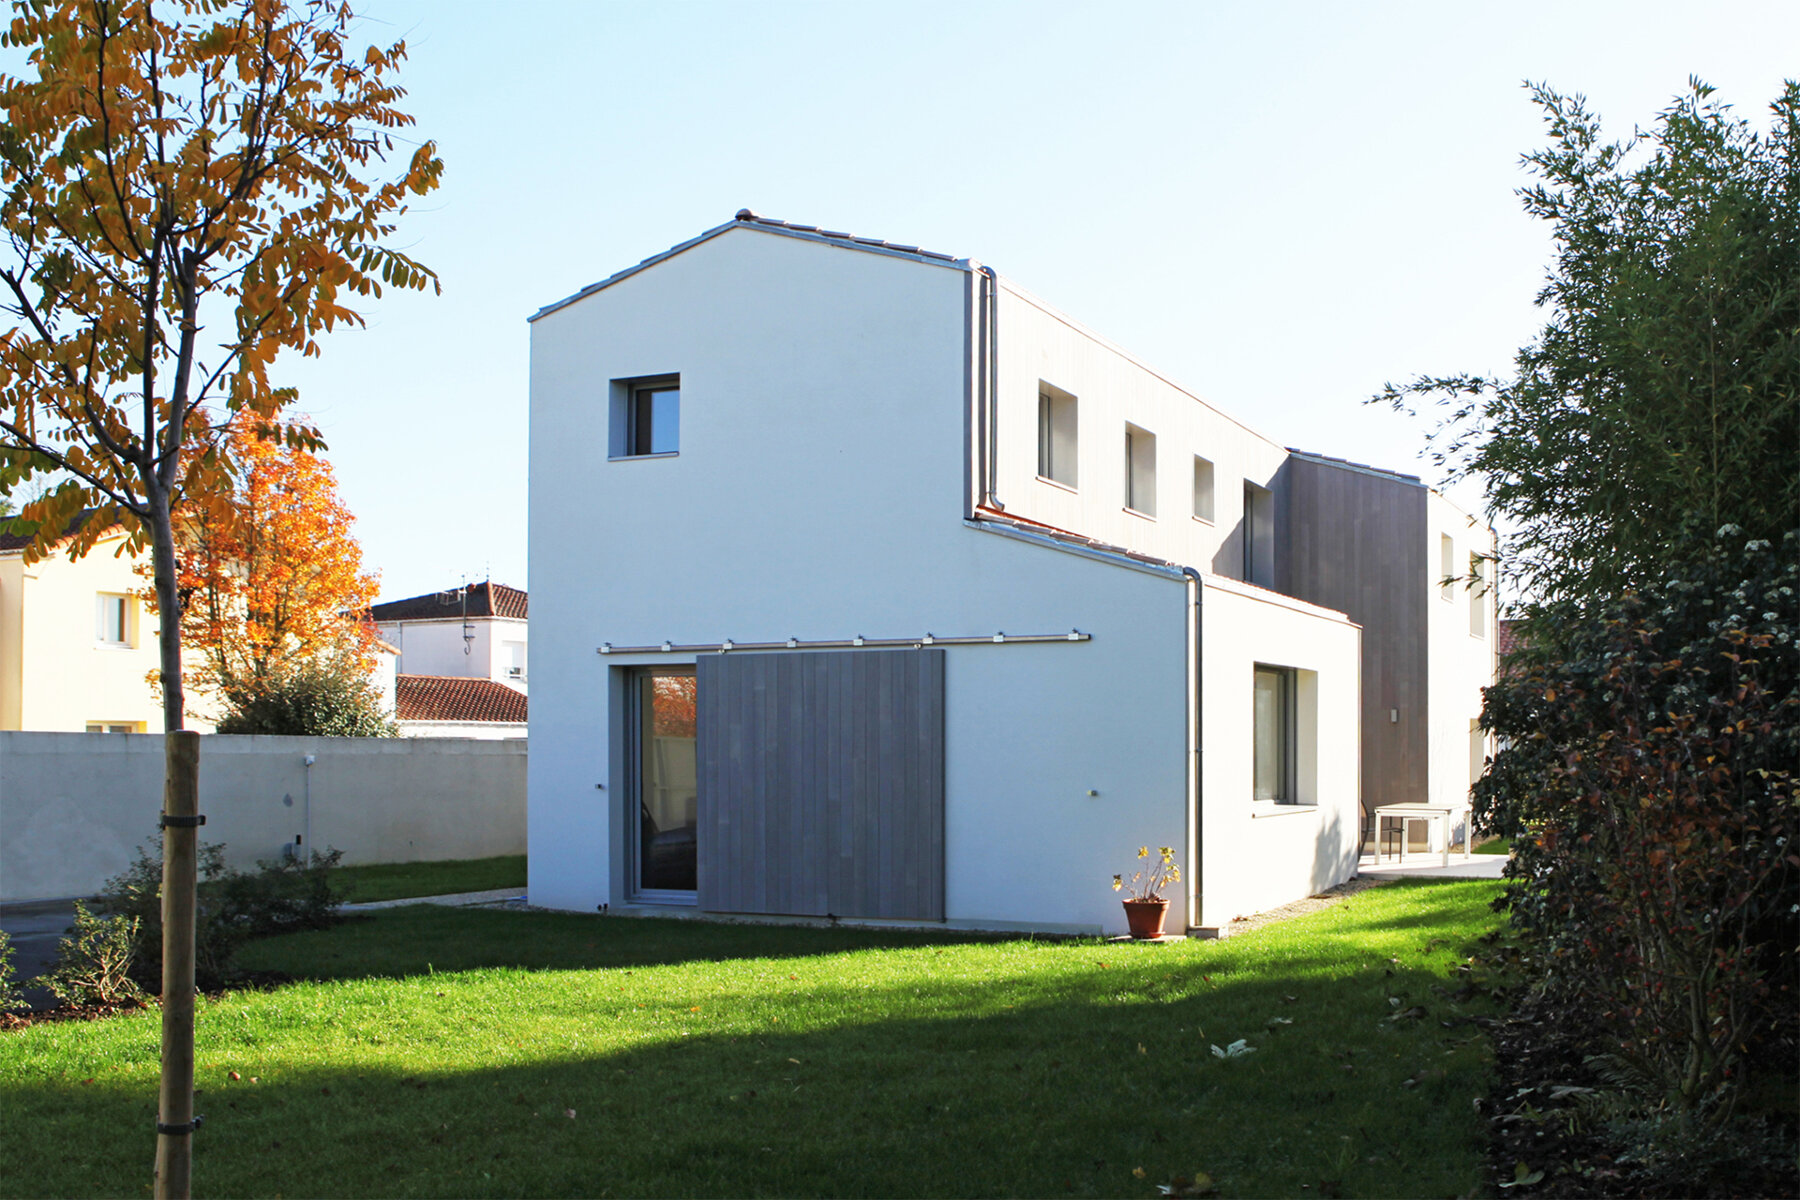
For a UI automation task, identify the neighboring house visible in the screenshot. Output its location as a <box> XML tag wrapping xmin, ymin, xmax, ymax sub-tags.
<box><xmin>525</xmin><ymin>212</ymin><xmax>1497</xmax><ymax>936</ymax></box>
<box><xmin>0</xmin><ymin>514</ymin><xmax>216</xmax><ymax>733</ymax></box>
<box><xmin>371</xmin><ymin>581</ymin><xmax>529</xmax><ymax>693</ymax></box>
<box><xmin>394</xmin><ymin>674</ymin><xmax>527</xmax><ymax>740</ymax></box>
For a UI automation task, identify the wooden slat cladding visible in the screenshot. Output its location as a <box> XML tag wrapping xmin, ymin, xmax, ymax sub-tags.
<box><xmin>696</xmin><ymin>649</ymin><xmax>945</xmax><ymax>920</ymax></box>
<box><xmin>1277</xmin><ymin>458</ymin><xmax>1430</xmax><ymax>812</ymax></box>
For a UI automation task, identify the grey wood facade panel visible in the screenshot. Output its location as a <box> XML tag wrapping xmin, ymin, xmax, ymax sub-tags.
<box><xmin>1276</xmin><ymin>457</ymin><xmax>1430</xmax><ymax>815</ymax></box>
<box><xmin>696</xmin><ymin>649</ymin><xmax>945</xmax><ymax>920</ymax></box>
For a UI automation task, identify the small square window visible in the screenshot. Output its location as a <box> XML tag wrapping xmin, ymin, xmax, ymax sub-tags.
<box><xmin>1037</xmin><ymin>384</ymin><xmax>1078</xmax><ymax>488</ymax></box>
<box><xmin>611</xmin><ymin>375</ymin><xmax>680</xmax><ymax>458</ymax></box>
<box><xmin>1192</xmin><ymin>456</ymin><xmax>1215</xmax><ymax>522</ymax></box>
<box><xmin>1124</xmin><ymin>424</ymin><xmax>1156</xmax><ymax>517</ymax></box>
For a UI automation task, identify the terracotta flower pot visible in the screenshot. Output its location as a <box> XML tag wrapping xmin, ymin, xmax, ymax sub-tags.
<box><xmin>1123</xmin><ymin>898</ymin><xmax>1170</xmax><ymax>939</ymax></box>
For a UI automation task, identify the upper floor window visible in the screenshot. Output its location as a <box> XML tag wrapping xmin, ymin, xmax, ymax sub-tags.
<box><xmin>1469</xmin><ymin>554</ymin><xmax>1488</xmax><ymax>638</ymax></box>
<box><xmin>611</xmin><ymin>374</ymin><xmax>680</xmax><ymax>458</ymax></box>
<box><xmin>95</xmin><ymin>594</ymin><xmax>131</xmax><ymax>647</ymax></box>
<box><xmin>1037</xmin><ymin>384</ymin><xmax>1078</xmax><ymax>488</ymax></box>
<box><xmin>1440</xmin><ymin>534</ymin><xmax>1455</xmax><ymax>601</ymax></box>
<box><xmin>1242</xmin><ymin>481</ymin><xmax>1275</xmax><ymax>587</ymax></box>
<box><xmin>1192</xmin><ymin>455</ymin><xmax>1215</xmax><ymax>523</ymax></box>
<box><xmin>1124</xmin><ymin>424</ymin><xmax>1156</xmax><ymax>517</ymax></box>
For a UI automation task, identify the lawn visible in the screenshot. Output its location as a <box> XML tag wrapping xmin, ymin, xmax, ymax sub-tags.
<box><xmin>326</xmin><ymin>854</ymin><xmax>527</xmax><ymax>903</ymax></box>
<box><xmin>1</xmin><ymin>879</ymin><xmax>1506</xmax><ymax>1199</ymax></box>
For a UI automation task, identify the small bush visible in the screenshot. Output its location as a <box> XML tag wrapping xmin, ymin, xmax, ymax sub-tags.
<box><xmin>0</xmin><ymin>930</ymin><xmax>24</xmax><ymax>1012</ymax></box>
<box><xmin>43</xmin><ymin>902</ymin><xmax>145</xmax><ymax>1007</ymax></box>
<box><xmin>215</xmin><ymin>661</ymin><xmax>396</xmax><ymax>736</ymax></box>
<box><xmin>98</xmin><ymin>835</ymin><xmax>347</xmax><ymax>992</ymax></box>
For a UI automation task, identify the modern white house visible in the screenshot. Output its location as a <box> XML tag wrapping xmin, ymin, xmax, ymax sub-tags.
<box><xmin>526</xmin><ymin>212</ymin><xmax>1495</xmax><ymax>936</ymax></box>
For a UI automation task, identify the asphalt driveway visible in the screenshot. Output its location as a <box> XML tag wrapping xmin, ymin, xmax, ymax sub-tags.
<box><xmin>1</xmin><ymin>898</ymin><xmax>79</xmax><ymax>1012</ymax></box>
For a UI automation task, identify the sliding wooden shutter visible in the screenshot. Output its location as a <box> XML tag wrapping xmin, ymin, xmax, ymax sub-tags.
<box><xmin>696</xmin><ymin>649</ymin><xmax>944</xmax><ymax>920</ymax></box>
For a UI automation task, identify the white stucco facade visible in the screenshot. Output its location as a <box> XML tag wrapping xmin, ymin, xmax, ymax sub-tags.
<box><xmin>527</xmin><ymin>215</ymin><xmax>1488</xmax><ymax>935</ymax></box>
<box><xmin>1424</xmin><ymin>490</ymin><xmax>1499</xmax><ymax>848</ymax></box>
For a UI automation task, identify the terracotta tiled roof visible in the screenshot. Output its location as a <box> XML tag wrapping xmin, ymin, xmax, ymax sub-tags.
<box><xmin>395</xmin><ymin>675</ymin><xmax>527</xmax><ymax>724</ymax></box>
<box><xmin>1497</xmin><ymin>619</ymin><xmax>1525</xmax><ymax>661</ymax></box>
<box><xmin>370</xmin><ymin>581</ymin><xmax>527</xmax><ymax>622</ymax></box>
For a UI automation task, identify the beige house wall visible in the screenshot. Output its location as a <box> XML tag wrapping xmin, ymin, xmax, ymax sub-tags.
<box><xmin>0</xmin><ymin>532</ymin><xmax>218</xmax><ymax>733</ymax></box>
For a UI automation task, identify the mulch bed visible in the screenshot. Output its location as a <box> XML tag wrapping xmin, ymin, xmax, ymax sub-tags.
<box><xmin>1481</xmin><ymin>981</ymin><xmax>1798</xmax><ymax>1198</ymax></box>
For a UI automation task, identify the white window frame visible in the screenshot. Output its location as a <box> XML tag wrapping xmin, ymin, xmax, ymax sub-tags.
<box><xmin>1036</xmin><ymin>383</ymin><xmax>1079</xmax><ymax>490</ymax></box>
<box><xmin>95</xmin><ymin>593</ymin><xmax>131</xmax><ymax>647</ymax></box>
<box><xmin>1192</xmin><ymin>455</ymin><xmax>1215</xmax><ymax>523</ymax></box>
<box><xmin>1440</xmin><ymin>534</ymin><xmax>1455</xmax><ymax>602</ymax></box>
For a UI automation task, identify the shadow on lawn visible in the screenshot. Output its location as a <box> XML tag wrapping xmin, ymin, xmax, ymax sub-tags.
<box><xmin>241</xmin><ymin>878</ymin><xmax>1496</xmax><ymax>987</ymax></box>
<box><xmin>5</xmin><ymin>926</ymin><xmax>1499</xmax><ymax>1199</ymax></box>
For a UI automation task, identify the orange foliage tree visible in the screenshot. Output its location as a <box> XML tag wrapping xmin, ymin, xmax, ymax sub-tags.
<box><xmin>176</xmin><ymin>416</ymin><xmax>380</xmax><ymax>703</ymax></box>
<box><xmin>0</xmin><ymin>0</ymin><xmax>441</xmax><ymax>734</ymax></box>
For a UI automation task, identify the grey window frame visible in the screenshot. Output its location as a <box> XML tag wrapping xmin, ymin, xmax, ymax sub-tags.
<box><xmin>1036</xmin><ymin>383</ymin><xmax>1079</xmax><ymax>489</ymax></box>
<box><xmin>1124</xmin><ymin>423</ymin><xmax>1157</xmax><ymax>517</ymax></box>
<box><xmin>610</xmin><ymin>374</ymin><xmax>681</xmax><ymax>460</ymax></box>
<box><xmin>626</xmin><ymin>664</ymin><xmax>699</xmax><ymax>904</ymax></box>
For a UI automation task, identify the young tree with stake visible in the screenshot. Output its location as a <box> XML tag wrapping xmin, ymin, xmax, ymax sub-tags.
<box><xmin>0</xmin><ymin>1</ymin><xmax>441</xmax><ymax>1193</ymax></box>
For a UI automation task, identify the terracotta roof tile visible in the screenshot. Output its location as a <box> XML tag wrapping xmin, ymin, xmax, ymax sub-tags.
<box><xmin>395</xmin><ymin>675</ymin><xmax>528</xmax><ymax>724</ymax></box>
<box><xmin>0</xmin><ymin>509</ymin><xmax>110</xmax><ymax>553</ymax></box>
<box><xmin>370</xmin><ymin>581</ymin><xmax>527</xmax><ymax>622</ymax></box>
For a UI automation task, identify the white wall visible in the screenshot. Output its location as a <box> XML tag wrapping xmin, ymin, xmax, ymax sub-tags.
<box><xmin>0</xmin><ymin>731</ymin><xmax>526</xmax><ymax>901</ymax></box>
<box><xmin>398</xmin><ymin>719</ymin><xmax>526</xmax><ymax>741</ymax></box>
<box><xmin>1196</xmin><ymin>577</ymin><xmax>1362</xmax><ymax>928</ymax></box>
<box><xmin>992</xmin><ymin>281</ymin><xmax>1292</xmax><ymax>577</ymax></box>
<box><xmin>1426</xmin><ymin>491</ymin><xmax>1498</xmax><ymax>845</ymax></box>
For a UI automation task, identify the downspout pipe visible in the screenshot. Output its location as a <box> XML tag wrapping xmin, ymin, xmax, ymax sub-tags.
<box><xmin>1182</xmin><ymin>567</ymin><xmax>1203</xmax><ymax>931</ymax></box>
<box><xmin>977</xmin><ymin>265</ymin><xmax>1003</xmax><ymax>513</ymax></box>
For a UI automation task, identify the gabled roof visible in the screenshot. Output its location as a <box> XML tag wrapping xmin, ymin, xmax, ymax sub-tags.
<box><xmin>395</xmin><ymin>675</ymin><xmax>528</xmax><ymax>724</ymax></box>
<box><xmin>530</xmin><ymin>210</ymin><xmax>969</xmax><ymax>322</ymax></box>
<box><xmin>370</xmin><ymin>581</ymin><xmax>528</xmax><ymax>622</ymax></box>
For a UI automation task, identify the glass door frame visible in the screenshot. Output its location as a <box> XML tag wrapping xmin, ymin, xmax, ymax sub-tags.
<box><xmin>627</xmin><ymin>664</ymin><xmax>699</xmax><ymax>905</ymax></box>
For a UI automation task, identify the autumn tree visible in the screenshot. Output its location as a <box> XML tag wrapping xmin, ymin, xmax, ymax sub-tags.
<box><xmin>177</xmin><ymin>414</ymin><xmax>382</xmax><ymax>707</ymax></box>
<box><xmin>0</xmin><ymin>0</ymin><xmax>441</xmax><ymax>735</ymax></box>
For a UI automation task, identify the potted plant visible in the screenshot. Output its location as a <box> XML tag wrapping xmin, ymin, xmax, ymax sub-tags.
<box><xmin>1111</xmin><ymin>846</ymin><xmax>1180</xmax><ymax>939</ymax></box>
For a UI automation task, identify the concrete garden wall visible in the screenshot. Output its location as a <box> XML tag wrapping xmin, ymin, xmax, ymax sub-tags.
<box><xmin>0</xmin><ymin>731</ymin><xmax>525</xmax><ymax>901</ymax></box>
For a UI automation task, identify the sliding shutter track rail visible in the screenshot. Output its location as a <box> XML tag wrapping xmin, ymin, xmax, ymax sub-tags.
<box><xmin>599</xmin><ymin>631</ymin><xmax>1089</xmax><ymax>654</ymax></box>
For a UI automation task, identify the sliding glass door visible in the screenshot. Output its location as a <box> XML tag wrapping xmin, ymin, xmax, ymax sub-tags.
<box><xmin>632</xmin><ymin>668</ymin><xmax>698</xmax><ymax>898</ymax></box>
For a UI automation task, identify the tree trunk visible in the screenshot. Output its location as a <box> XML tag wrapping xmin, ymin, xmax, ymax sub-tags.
<box><xmin>145</xmin><ymin>483</ymin><xmax>185</xmax><ymax>734</ymax></box>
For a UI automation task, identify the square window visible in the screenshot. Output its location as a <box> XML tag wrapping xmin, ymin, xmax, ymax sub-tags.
<box><xmin>1124</xmin><ymin>424</ymin><xmax>1156</xmax><ymax>517</ymax></box>
<box><xmin>1037</xmin><ymin>384</ymin><xmax>1078</xmax><ymax>488</ymax></box>
<box><xmin>1253</xmin><ymin>665</ymin><xmax>1297</xmax><ymax>802</ymax></box>
<box><xmin>1192</xmin><ymin>456</ymin><xmax>1215</xmax><ymax>522</ymax></box>
<box><xmin>611</xmin><ymin>375</ymin><xmax>680</xmax><ymax>458</ymax></box>
<box><xmin>95</xmin><ymin>594</ymin><xmax>129</xmax><ymax>646</ymax></box>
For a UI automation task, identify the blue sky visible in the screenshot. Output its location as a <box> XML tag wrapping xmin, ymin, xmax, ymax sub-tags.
<box><xmin>264</xmin><ymin>0</ymin><xmax>1798</xmax><ymax>601</ymax></box>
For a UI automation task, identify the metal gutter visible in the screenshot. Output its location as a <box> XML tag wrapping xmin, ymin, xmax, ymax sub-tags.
<box><xmin>1182</xmin><ymin>567</ymin><xmax>1203</xmax><ymax>933</ymax></box>
<box><xmin>961</xmin><ymin>518</ymin><xmax>1190</xmax><ymax>581</ymax></box>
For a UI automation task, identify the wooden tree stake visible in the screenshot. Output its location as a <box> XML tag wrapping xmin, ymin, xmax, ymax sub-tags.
<box><xmin>154</xmin><ymin>731</ymin><xmax>201</xmax><ymax>1200</ymax></box>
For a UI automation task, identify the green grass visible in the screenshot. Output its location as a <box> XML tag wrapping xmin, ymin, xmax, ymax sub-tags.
<box><xmin>1473</xmin><ymin>837</ymin><xmax>1513</xmax><ymax>855</ymax></box>
<box><xmin>326</xmin><ymin>854</ymin><xmax>526</xmax><ymax>903</ymax></box>
<box><xmin>1</xmin><ymin>879</ymin><xmax>1506</xmax><ymax>1199</ymax></box>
